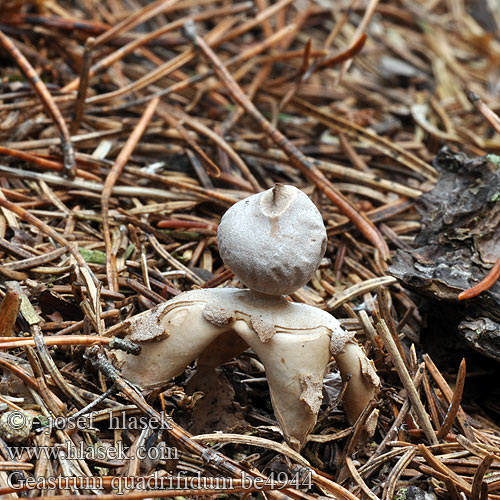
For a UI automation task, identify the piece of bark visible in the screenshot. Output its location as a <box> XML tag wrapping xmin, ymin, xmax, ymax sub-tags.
<box><xmin>0</xmin><ymin>290</ymin><xmax>21</xmax><ymax>336</ymax></box>
<box><xmin>389</xmin><ymin>147</ymin><xmax>500</xmax><ymax>360</ymax></box>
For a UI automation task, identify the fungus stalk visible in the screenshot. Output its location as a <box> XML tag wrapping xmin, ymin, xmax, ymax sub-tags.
<box><xmin>112</xmin><ymin>184</ymin><xmax>380</xmax><ymax>449</ymax></box>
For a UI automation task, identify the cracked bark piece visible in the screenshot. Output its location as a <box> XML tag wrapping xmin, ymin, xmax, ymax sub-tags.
<box><xmin>458</xmin><ymin>317</ymin><xmax>500</xmax><ymax>360</ymax></box>
<box><xmin>388</xmin><ymin>147</ymin><xmax>500</xmax><ymax>361</ymax></box>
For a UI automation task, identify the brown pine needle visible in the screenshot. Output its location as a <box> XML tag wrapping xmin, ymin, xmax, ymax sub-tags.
<box><xmin>436</xmin><ymin>358</ymin><xmax>466</xmax><ymax>439</ymax></box>
<box><xmin>70</xmin><ymin>36</ymin><xmax>95</xmax><ymax>135</ymax></box>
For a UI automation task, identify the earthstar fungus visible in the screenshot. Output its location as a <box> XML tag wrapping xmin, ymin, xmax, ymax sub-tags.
<box><xmin>113</xmin><ymin>184</ymin><xmax>380</xmax><ymax>449</ymax></box>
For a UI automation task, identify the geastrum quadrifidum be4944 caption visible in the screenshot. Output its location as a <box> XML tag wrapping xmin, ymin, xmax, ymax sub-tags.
<box><xmin>112</xmin><ymin>184</ymin><xmax>380</xmax><ymax>450</ymax></box>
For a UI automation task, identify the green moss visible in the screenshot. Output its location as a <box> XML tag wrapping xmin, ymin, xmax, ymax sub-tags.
<box><xmin>486</xmin><ymin>154</ymin><xmax>500</xmax><ymax>167</ymax></box>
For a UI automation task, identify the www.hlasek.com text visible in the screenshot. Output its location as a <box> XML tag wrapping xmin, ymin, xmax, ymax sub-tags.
<box><xmin>7</xmin><ymin>440</ymin><xmax>178</xmax><ymax>462</ymax></box>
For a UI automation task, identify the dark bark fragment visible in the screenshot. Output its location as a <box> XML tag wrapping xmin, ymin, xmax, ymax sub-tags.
<box><xmin>389</xmin><ymin>147</ymin><xmax>500</xmax><ymax>360</ymax></box>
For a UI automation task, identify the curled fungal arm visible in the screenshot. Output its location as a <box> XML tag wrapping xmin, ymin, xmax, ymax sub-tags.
<box><xmin>333</xmin><ymin>341</ymin><xmax>380</xmax><ymax>424</ymax></box>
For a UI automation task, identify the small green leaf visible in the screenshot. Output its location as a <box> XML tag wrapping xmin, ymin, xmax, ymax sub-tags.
<box><xmin>124</xmin><ymin>243</ymin><xmax>135</xmax><ymax>260</ymax></box>
<box><xmin>159</xmin><ymin>229</ymin><xmax>199</xmax><ymax>240</ymax></box>
<box><xmin>79</xmin><ymin>248</ymin><xmax>106</xmax><ymax>264</ymax></box>
<box><xmin>35</xmin><ymin>415</ymin><xmax>50</xmax><ymax>427</ymax></box>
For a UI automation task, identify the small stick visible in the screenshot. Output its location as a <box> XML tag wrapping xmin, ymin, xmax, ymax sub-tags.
<box><xmin>0</xmin><ymin>30</ymin><xmax>76</xmax><ymax>178</ymax></box>
<box><xmin>0</xmin><ymin>335</ymin><xmax>138</xmax><ymax>352</ymax></box>
<box><xmin>362</xmin><ymin>366</ymin><xmax>424</xmax><ymax>475</ymax></box>
<box><xmin>15</xmin><ymin>485</ymin><xmax>301</xmax><ymax>500</ymax></box>
<box><xmin>0</xmin><ymin>335</ymin><xmax>113</xmax><ymax>348</ymax></box>
<box><xmin>458</xmin><ymin>255</ymin><xmax>500</xmax><ymax>300</ymax></box>
<box><xmin>376</xmin><ymin>319</ymin><xmax>438</xmax><ymax>445</ymax></box>
<box><xmin>149</xmin><ymin>235</ymin><xmax>204</xmax><ymax>286</ymax></box>
<box><xmin>222</xmin><ymin>6</ymin><xmax>311</xmax><ymax>134</ymax></box>
<box><xmin>0</xmin><ymin>164</ymin><xmax>217</xmax><ymax>203</ymax></box>
<box><xmin>334</xmin><ymin>242</ymin><xmax>347</xmax><ymax>281</ymax></box>
<box><xmin>422</xmin><ymin>372</ymin><xmax>441</xmax><ymax>429</ymax></box>
<box><xmin>338</xmin><ymin>133</ymin><xmax>370</xmax><ymax>172</ymax></box>
<box><xmin>86</xmin><ymin>17</ymin><xmax>235</xmax><ymax>106</ymax></box>
<box><xmin>0</xmin><ymin>356</ymin><xmax>40</xmax><ymax>390</ymax></box>
<box><xmin>436</xmin><ymin>358</ymin><xmax>466</xmax><ymax>439</ymax></box>
<box><xmin>383</xmin><ymin>447</ymin><xmax>416</xmax><ymax>500</ymax></box>
<box><xmin>467</xmin><ymin>91</ymin><xmax>500</xmax><ymax>137</ymax></box>
<box><xmin>184</xmin><ymin>20</ymin><xmax>390</xmax><ymax>259</ymax></box>
<box><xmin>33</xmin><ymin>326</ymin><xmax>88</xmax><ymax>407</ymax></box>
<box><xmin>294</xmin><ymin>0</ymin><xmax>360</xmax><ymax>85</ymax></box>
<box><xmin>300</xmin><ymin>32</ymin><xmax>367</xmax><ymax>87</ymax></box>
<box><xmin>157</xmin><ymin>105</ymin><xmax>221</xmax><ymax>178</ymax></box>
<box><xmin>310</xmin><ymin>472</ymin><xmax>360</xmax><ymax>500</ymax></box>
<box><xmin>442</xmin><ymin>476</ymin><xmax>462</xmax><ymax>500</ymax></box>
<box><xmin>261</xmin><ymin>49</ymin><xmax>329</xmax><ymax>63</ymax></box>
<box><xmin>157</xmin><ymin>103</ymin><xmax>262</xmax><ymax>191</ymax></box>
<box><xmin>70</xmin><ymin>37</ymin><xmax>95</xmax><ymax>135</ymax></box>
<box><xmin>102</xmin><ymin>97</ymin><xmax>159</xmax><ymax>292</ymax></box>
